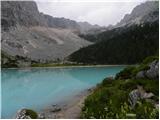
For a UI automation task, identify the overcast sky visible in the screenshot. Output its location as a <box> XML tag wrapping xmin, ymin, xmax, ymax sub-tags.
<box><xmin>35</xmin><ymin>0</ymin><xmax>147</xmax><ymax>26</ymax></box>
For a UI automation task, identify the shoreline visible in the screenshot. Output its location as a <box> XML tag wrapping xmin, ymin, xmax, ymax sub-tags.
<box><xmin>39</xmin><ymin>88</ymin><xmax>94</xmax><ymax>119</ymax></box>
<box><xmin>2</xmin><ymin>64</ymin><xmax>130</xmax><ymax>69</ymax></box>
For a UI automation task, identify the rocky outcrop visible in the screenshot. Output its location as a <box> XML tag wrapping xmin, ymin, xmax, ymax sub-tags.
<box><xmin>129</xmin><ymin>85</ymin><xmax>155</xmax><ymax>108</ymax></box>
<box><xmin>1</xmin><ymin>1</ymin><xmax>46</xmax><ymax>30</ymax></box>
<box><xmin>116</xmin><ymin>1</ymin><xmax>159</xmax><ymax>28</ymax></box>
<box><xmin>136</xmin><ymin>60</ymin><xmax>159</xmax><ymax>79</ymax></box>
<box><xmin>145</xmin><ymin>60</ymin><xmax>159</xmax><ymax>79</ymax></box>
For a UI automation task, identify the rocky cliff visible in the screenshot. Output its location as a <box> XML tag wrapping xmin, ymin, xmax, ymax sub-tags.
<box><xmin>1</xmin><ymin>1</ymin><xmax>99</xmax><ymax>32</ymax></box>
<box><xmin>1</xmin><ymin>1</ymin><xmax>92</xmax><ymax>62</ymax></box>
<box><xmin>116</xmin><ymin>1</ymin><xmax>159</xmax><ymax>27</ymax></box>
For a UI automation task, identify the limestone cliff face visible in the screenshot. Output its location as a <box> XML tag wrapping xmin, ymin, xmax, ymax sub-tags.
<box><xmin>1</xmin><ymin>1</ymin><xmax>92</xmax><ymax>61</ymax></box>
<box><xmin>1</xmin><ymin>1</ymin><xmax>99</xmax><ymax>32</ymax></box>
<box><xmin>1</xmin><ymin>1</ymin><xmax>47</xmax><ymax>30</ymax></box>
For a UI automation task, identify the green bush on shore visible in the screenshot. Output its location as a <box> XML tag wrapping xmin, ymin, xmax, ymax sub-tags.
<box><xmin>25</xmin><ymin>109</ymin><xmax>38</xmax><ymax>119</ymax></box>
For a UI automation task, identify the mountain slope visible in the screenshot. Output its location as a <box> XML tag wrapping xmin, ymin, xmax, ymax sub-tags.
<box><xmin>2</xmin><ymin>26</ymin><xmax>92</xmax><ymax>61</ymax></box>
<box><xmin>115</xmin><ymin>1</ymin><xmax>159</xmax><ymax>28</ymax></box>
<box><xmin>79</xmin><ymin>1</ymin><xmax>159</xmax><ymax>43</ymax></box>
<box><xmin>69</xmin><ymin>1</ymin><xmax>159</xmax><ymax>64</ymax></box>
<box><xmin>69</xmin><ymin>21</ymin><xmax>159</xmax><ymax>64</ymax></box>
<box><xmin>1</xmin><ymin>1</ymin><xmax>92</xmax><ymax>62</ymax></box>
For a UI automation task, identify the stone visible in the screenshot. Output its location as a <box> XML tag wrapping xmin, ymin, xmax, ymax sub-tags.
<box><xmin>136</xmin><ymin>60</ymin><xmax>159</xmax><ymax>80</ymax></box>
<box><xmin>38</xmin><ymin>113</ymin><xmax>45</xmax><ymax>119</ymax></box>
<box><xmin>145</xmin><ymin>60</ymin><xmax>159</xmax><ymax>79</ymax></box>
<box><xmin>142</xmin><ymin>92</ymin><xmax>154</xmax><ymax>99</ymax></box>
<box><xmin>136</xmin><ymin>71</ymin><xmax>145</xmax><ymax>79</ymax></box>
<box><xmin>14</xmin><ymin>108</ymin><xmax>38</xmax><ymax>119</ymax></box>
<box><xmin>155</xmin><ymin>103</ymin><xmax>159</xmax><ymax>109</ymax></box>
<box><xmin>51</xmin><ymin>105</ymin><xmax>61</xmax><ymax>112</ymax></box>
<box><xmin>128</xmin><ymin>89</ymin><xmax>141</xmax><ymax>108</ymax></box>
<box><xmin>15</xmin><ymin>109</ymin><xmax>31</xmax><ymax>119</ymax></box>
<box><xmin>128</xmin><ymin>85</ymin><xmax>155</xmax><ymax>108</ymax></box>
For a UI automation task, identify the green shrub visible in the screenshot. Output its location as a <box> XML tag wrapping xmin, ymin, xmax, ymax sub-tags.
<box><xmin>142</xmin><ymin>56</ymin><xmax>159</xmax><ymax>65</ymax></box>
<box><xmin>115</xmin><ymin>66</ymin><xmax>136</xmax><ymax>79</ymax></box>
<box><xmin>25</xmin><ymin>109</ymin><xmax>38</xmax><ymax>119</ymax></box>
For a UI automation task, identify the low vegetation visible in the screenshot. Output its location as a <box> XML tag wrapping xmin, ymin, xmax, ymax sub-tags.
<box><xmin>81</xmin><ymin>56</ymin><xmax>159</xmax><ymax>119</ymax></box>
<box><xmin>25</xmin><ymin>109</ymin><xmax>38</xmax><ymax>119</ymax></box>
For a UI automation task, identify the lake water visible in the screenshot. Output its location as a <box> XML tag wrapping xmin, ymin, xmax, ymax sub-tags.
<box><xmin>1</xmin><ymin>66</ymin><xmax>125</xmax><ymax>118</ymax></box>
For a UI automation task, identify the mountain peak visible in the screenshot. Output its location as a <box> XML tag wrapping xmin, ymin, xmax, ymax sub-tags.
<box><xmin>115</xmin><ymin>1</ymin><xmax>159</xmax><ymax>28</ymax></box>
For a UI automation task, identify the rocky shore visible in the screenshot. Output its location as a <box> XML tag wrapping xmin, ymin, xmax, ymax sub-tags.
<box><xmin>15</xmin><ymin>88</ymin><xmax>94</xmax><ymax>119</ymax></box>
<box><xmin>39</xmin><ymin>88</ymin><xmax>94</xmax><ymax>119</ymax></box>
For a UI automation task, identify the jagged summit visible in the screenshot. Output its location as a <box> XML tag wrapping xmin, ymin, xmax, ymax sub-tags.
<box><xmin>115</xmin><ymin>1</ymin><xmax>159</xmax><ymax>27</ymax></box>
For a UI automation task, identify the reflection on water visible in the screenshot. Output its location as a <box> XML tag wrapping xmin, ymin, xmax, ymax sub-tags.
<box><xmin>2</xmin><ymin>66</ymin><xmax>125</xmax><ymax>118</ymax></box>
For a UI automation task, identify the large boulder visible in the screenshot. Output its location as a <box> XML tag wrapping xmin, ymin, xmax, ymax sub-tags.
<box><xmin>128</xmin><ymin>85</ymin><xmax>154</xmax><ymax>108</ymax></box>
<box><xmin>145</xmin><ymin>60</ymin><xmax>159</xmax><ymax>79</ymax></box>
<box><xmin>136</xmin><ymin>60</ymin><xmax>159</xmax><ymax>79</ymax></box>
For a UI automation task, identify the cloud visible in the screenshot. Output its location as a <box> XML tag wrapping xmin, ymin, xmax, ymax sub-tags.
<box><xmin>35</xmin><ymin>0</ymin><xmax>147</xmax><ymax>26</ymax></box>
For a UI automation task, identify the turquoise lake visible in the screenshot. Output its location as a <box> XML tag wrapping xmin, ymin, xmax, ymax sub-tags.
<box><xmin>2</xmin><ymin>66</ymin><xmax>125</xmax><ymax>118</ymax></box>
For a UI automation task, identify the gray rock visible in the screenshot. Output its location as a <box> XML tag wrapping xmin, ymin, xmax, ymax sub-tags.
<box><xmin>15</xmin><ymin>109</ymin><xmax>31</xmax><ymax>119</ymax></box>
<box><xmin>145</xmin><ymin>60</ymin><xmax>159</xmax><ymax>79</ymax></box>
<box><xmin>129</xmin><ymin>85</ymin><xmax>155</xmax><ymax>108</ymax></box>
<box><xmin>129</xmin><ymin>89</ymin><xmax>141</xmax><ymax>108</ymax></box>
<box><xmin>38</xmin><ymin>113</ymin><xmax>45</xmax><ymax>119</ymax></box>
<box><xmin>136</xmin><ymin>71</ymin><xmax>145</xmax><ymax>79</ymax></box>
<box><xmin>51</xmin><ymin>105</ymin><xmax>61</xmax><ymax>112</ymax></box>
<box><xmin>136</xmin><ymin>60</ymin><xmax>159</xmax><ymax>80</ymax></box>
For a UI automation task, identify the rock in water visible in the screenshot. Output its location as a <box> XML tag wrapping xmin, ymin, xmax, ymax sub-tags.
<box><xmin>14</xmin><ymin>108</ymin><xmax>38</xmax><ymax>119</ymax></box>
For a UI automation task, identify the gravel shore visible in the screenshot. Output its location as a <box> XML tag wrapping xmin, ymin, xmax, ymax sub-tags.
<box><xmin>39</xmin><ymin>88</ymin><xmax>94</xmax><ymax>119</ymax></box>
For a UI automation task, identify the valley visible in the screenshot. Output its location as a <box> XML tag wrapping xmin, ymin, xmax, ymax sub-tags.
<box><xmin>1</xmin><ymin>0</ymin><xmax>159</xmax><ymax>119</ymax></box>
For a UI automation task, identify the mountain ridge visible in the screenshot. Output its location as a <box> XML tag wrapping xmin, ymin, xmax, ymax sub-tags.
<box><xmin>1</xmin><ymin>1</ymin><xmax>93</xmax><ymax>63</ymax></box>
<box><xmin>69</xmin><ymin>1</ymin><xmax>159</xmax><ymax>64</ymax></box>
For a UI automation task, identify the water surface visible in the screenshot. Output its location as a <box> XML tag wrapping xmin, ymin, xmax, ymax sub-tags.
<box><xmin>2</xmin><ymin>66</ymin><xmax>125</xmax><ymax>118</ymax></box>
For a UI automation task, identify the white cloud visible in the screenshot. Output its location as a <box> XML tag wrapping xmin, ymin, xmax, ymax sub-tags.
<box><xmin>35</xmin><ymin>0</ymin><xmax>147</xmax><ymax>26</ymax></box>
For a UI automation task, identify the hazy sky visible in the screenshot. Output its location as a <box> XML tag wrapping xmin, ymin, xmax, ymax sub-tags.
<box><xmin>35</xmin><ymin>0</ymin><xmax>147</xmax><ymax>26</ymax></box>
